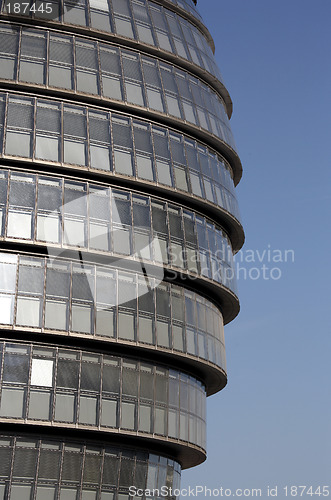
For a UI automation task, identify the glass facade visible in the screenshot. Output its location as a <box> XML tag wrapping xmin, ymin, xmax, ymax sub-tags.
<box><xmin>0</xmin><ymin>434</ymin><xmax>181</xmax><ymax>499</ymax></box>
<box><xmin>0</xmin><ymin>93</ymin><xmax>240</xmax><ymax>221</ymax></box>
<box><xmin>0</xmin><ymin>253</ymin><xmax>226</xmax><ymax>371</ymax></box>
<box><xmin>0</xmin><ymin>0</ymin><xmax>244</xmax><ymax>495</ymax></box>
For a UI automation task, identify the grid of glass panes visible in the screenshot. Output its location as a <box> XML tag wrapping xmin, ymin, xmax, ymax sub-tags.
<box><xmin>0</xmin><ymin>169</ymin><xmax>237</xmax><ymax>291</ymax></box>
<box><xmin>164</xmin><ymin>0</ymin><xmax>203</xmax><ymax>23</ymax></box>
<box><xmin>0</xmin><ymin>25</ymin><xmax>233</xmax><ymax>147</ymax></box>
<box><xmin>0</xmin><ymin>434</ymin><xmax>181</xmax><ymax>499</ymax></box>
<box><xmin>0</xmin><ymin>342</ymin><xmax>207</xmax><ymax>449</ymax></box>
<box><xmin>0</xmin><ymin>0</ymin><xmax>222</xmax><ymax>84</ymax></box>
<box><xmin>0</xmin><ymin>253</ymin><xmax>226</xmax><ymax>371</ymax></box>
<box><xmin>0</xmin><ymin>94</ymin><xmax>240</xmax><ymax>221</ymax></box>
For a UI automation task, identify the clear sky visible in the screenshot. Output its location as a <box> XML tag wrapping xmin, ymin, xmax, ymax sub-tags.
<box><xmin>182</xmin><ymin>0</ymin><xmax>331</xmax><ymax>497</ymax></box>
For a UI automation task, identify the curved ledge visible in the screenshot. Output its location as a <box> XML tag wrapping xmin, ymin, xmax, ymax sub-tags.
<box><xmin>0</xmin><ymin>14</ymin><xmax>232</xmax><ymax>118</ymax></box>
<box><xmin>0</xmin><ymin>241</ymin><xmax>240</xmax><ymax>324</ymax></box>
<box><xmin>0</xmin><ymin>420</ymin><xmax>206</xmax><ymax>469</ymax></box>
<box><xmin>0</xmin><ymin>327</ymin><xmax>227</xmax><ymax>396</ymax></box>
<box><xmin>0</xmin><ymin>156</ymin><xmax>244</xmax><ymax>252</ymax></box>
<box><xmin>0</xmin><ymin>81</ymin><xmax>242</xmax><ymax>184</ymax></box>
<box><xmin>145</xmin><ymin>0</ymin><xmax>216</xmax><ymax>54</ymax></box>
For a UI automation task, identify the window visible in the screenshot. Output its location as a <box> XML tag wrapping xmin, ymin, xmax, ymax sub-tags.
<box><xmin>0</xmin><ymin>388</ymin><xmax>25</xmax><ymax>417</ymax></box>
<box><xmin>114</xmin><ymin>149</ymin><xmax>133</xmax><ymax>176</ymax></box>
<box><xmin>5</xmin><ymin>131</ymin><xmax>31</xmax><ymax>157</ymax></box>
<box><xmin>96</xmin><ymin>309</ymin><xmax>114</xmax><ymax>337</ymax></box>
<box><xmin>16</xmin><ymin>297</ymin><xmax>40</xmax><ymax>327</ymax></box>
<box><xmin>55</xmin><ymin>394</ymin><xmax>75</xmax><ymax>422</ymax></box>
<box><xmin>37</xmin><ymin>214</ymin><xmax>60</xmax><ymax>243</ymax></box>
<box><xmin>0</xmin><ymin>295</ymin><xmax>14</xmax><ymax>324</ymax></box>
<box><xmin>101</xmin><ymin>399</ymin><xmax>117</xmax><ymax>427</ymax></box>
<box><xmin>31</xmin><ymin>359</ymin><xmax>53</xmax><ymax>387</ymax></box>
<box><xmin>45</xmin><ymin>301</ymin><xmax>67</xmax><ymax>330</ymax></box>
<box><xmin>121</xmin><ymin>401</ymin><xmax>135</xmax><ymax>430</ymax></box>
<box><xmin>90</xmin><ymin>145</ymin><xmax>111</xmax><ymax>171</ymax></box>
<box><xmin>49</xmin><ymin>65</ymin><xmax>73</xmax><ymax>89</ymax></box>
<box><xmin>77</xmin><ymin>71</ymin><xmax>99</xmax><ymax>95</ymax></box>
<box><xmin>35</xmin><ymin>135</ymin><xmax>60</xmax><ymax>162</ymax></box>
<box><xmin>71</xmin><ymin>304</ymin><xmax>93</xmax><ymax>334</ymax></box>
<box><xmin>136</xmin><ymin>155</ymin><xmax>154</xmax><ymax>181</ymax></box>
<box><xmin>79</xmin><ymin>396</ymin><xmax>97</xmax><ymax>425</ymax></box>
<box><xmin>28</xmin><ymin>391</ymin><xmax>51</xmax><ymax>420</ymax></box>
<box><xmin>139</xmin><ymin>405</ymin><xmax>151</xmax><ymax>432</ymax></box>
<box><xmin>64</xmin><ymin>139</ymin><xmax>86</xmax><ymax>165</ymax></box>
<box><xmin>125</xmin><ymin>82</ymin><xmax>145</xmax><ymax>106</ymax></box>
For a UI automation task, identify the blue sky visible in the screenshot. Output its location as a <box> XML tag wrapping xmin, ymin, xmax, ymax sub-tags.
<box><xmin>182</xmin><ymin>0</ymin><xmax>330</xmax><ymax>496</ymax></box>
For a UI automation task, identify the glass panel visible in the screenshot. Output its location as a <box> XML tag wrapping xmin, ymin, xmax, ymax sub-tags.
<box><xmin>102</xmin><ymin>76</ymin><xmax>122</xmax><ymax>100</ymax></box>
<box><xmin>139</xmin><ymin>405</ymin><xmax>151</xmax><ymax>432</ymax></box>
<box><xmin>101</xmin><ymin>399</ymin><xmax>117</xmax><ymax>427</ymax></box>
<box><xmin>10</xmin><ymin>485</ymin><xmax>33</xmax><ymax>499</ymax></box>
<box><xmin>16</xmin><ymin>297</ymin><xmax>40</xmax><ymax>327</ymax></box>
<box><xmin>20</xmin><ymin>60</ymin><xmax>44</xmax><ymax>84</ymax></box>
<box><xmin>28</xmin><ymin>391</ymin><xmax>51</xmax><ymax>420</ymax></box>
<box><xmin>37</xmin><ymin>215</ymin><xmax>60</xmax><ymax>243</ymax></box>
<box><xmin>36</xmin><ymin>487</ymin><xmax>56</xmax><ymax>500</ymax></box>
<box><xmin>146</xmin><ymin>88</ymin><xmax>164</xmax><ymax>112</ymax></box>
<box><xmin>114</xmin><ymin>149</ymin><xmax>133</xmax><ymax>176</ymax></box>
<box><xmin>31</xmin><ymin>359</ymin><xmax>53</xmax><ymax>387</ymax></box>
<box><xmin>64</xmin><ymin>140</ymin><xmax>86</xmax><ymax>165</ymax></box>
<box><xmin>55</xmin><ymin>394</ymin><xmax>75</xmax><ymax>422</ymax></box>
<box><xmin>90</xmin><ymin>145</ymin><xmax>111</xmax><ymax>170</ymax></box>
<box><xmin>154</xmin><ymin>407</ymin><xmax>166</xmax><ymax>435</ymax></box>
<box><xmin>79</xmin><ymin>396</ymin><xmax>97</xmax><ymax>425</ymax></box>
<box><xmin>5</xmin><ymin>131</ymin><xmax>31</xmax><ymax>157</ymax></box>
<box><xmin>136</xmin><ymin>155</ymin><xmax>154</xmax><ymax>181</ymax></box>
<box><xmin>0</xmin><ymin>295</ymin><xmax>14</xmax><ymax>324</ymax></box>
<box><xmin>45</xmin><ymin>300</ymin><xmax>67</xmax><ymax>330</ymax></box>
<box><xmin>0</xmin><ymin>57</ymin><xmax>15</xmax><ymax>79</ymax></box>
<box><xmin>125</xmin><ymin>82</ymin><xmax>145</xmax><ymax>106</ymax></box>
<box><xmin>95</xmin><ymin>309</ymin><xmax>114</xmax><ymax>337</ymax></box>
<box><xmin>71</xmin><ymin>304</ymin><xmax>92</xmax><ymax>334</ymax></box>
<box><xmin>138</xmin><ymin>316</ymin><xmax>153</xmax><ymax>344</ymax></box>
<box><xmin>49</xmin><ymin>65</ymin><xmax>73</xmax><ymax>89</ymax></box>
<box><xmin>35</xmin><ymin>135</ymin><xmax>59</xmax><ymax>162</ymax></box>
<box><xmin>156</xmin><ymin>160</ymin><xmax>172</xmax><ymax>186</ymax></box>
<box><xmin>77</xmin><ymin>71</ymin><xmax>99</xmax><ymax>94</ymax></box>
<box><xmin>121</xmin><ymin>401</ymin><xmax>135</xmax><ymax>430</ymax></box>
<box><xmin>112</xmin><ymin>228</ymin><xmax>130</xmax><ymax>254</ymax></box>
<box><xmin>63</xmin><ymin>219</ymin><xmax>85</xmax><ymax>246</ymax></box>
<box><xmin>0</xmin><ymin>388</ymin><xmax>25</xmax><ymax>417</ymax></box>
<box><xmin>118</xmin><ymin>313</ymin><xmax>135</xmax><ymax>340</ymax></box>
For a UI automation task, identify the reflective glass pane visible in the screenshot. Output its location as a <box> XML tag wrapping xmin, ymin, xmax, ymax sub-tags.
<box><xmin>35</xmin><ymin>135</ymin><xmax>59</xmax><ymax>162</ymax></box>
<box><xmin>55</xmin><ymin>394</ymin><xmax>75</xmax><ymax>422</ymax></box>
<box><xmin>31</xmin><ymin>359</ymin><xmax>53</xmax><ymax>387</ymax></box>
<box><xmin>45</xmin><ymin>300</ymin><xmax>67</xmax><ymax>330</ymax></box>
<box><xmin>16</xmin><ymin>297</ymin><xmax>40</xmax><ymax>327</ymax></box>
<box><xmin>5</xmin><ymin>131</ymin><xmax>31</xmax><ymax>157</ymax></box>
<box><xmin>0</xmin><ymin>388</ymin><xmax>25</xmax><ymax>417</ymax></box>
<box><xmin>28</xmin><ymin>391</ymin><xmax>51</xmax><ymax>420</ymax></box>
<box><xmin>101</xmin><ymin>399</ymin><xmax>117</xmax><ymax>427</ymax></box>
<box><xmin>49</xmin><ymin>65</ymin><xmax>73</xmax><ymax>89</ymax></box>
<box><xmin>37</xmin><ymin>215</ymin><xmax>60</xmax><ymax>243</ymax></box>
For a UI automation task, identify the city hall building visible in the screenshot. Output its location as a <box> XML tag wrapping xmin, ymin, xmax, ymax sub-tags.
<box><xmin>0</xmin><ymin>0</ymin><xmax>244</xmax><ymax>498</ymax></box>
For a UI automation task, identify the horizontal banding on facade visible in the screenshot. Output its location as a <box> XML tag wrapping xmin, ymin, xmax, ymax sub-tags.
<box><xmin>0</xmin><ymin>432</ymin><xmax>183</xmax><ymax>497</ymax></box>
<box><xmin>0</xmin><ymin>168</ymin><xmax>239</xmax><ymax>300</ymax></box>
<box><xmin>0</xmin><ymin>251</ymin><xmax>228</xmax><ymax>394</ymax></box>
<box><xmin>0</xmin><ymin>340</ymin><xmax>207</xmax><ymax>467</ymax></box>
<box><xmin>0</xmin><ymin>0</ymin><xmax>226</xmax><ymax>106</ymax></box>
<box><xmin>0</xmin><ymin>90</ymin><xmax>244</xmax><ymax>244</ymax></box>
<box><xmin>0</xmin><ymin>26</ymin><xmax>236</xmax><ymax>153</ymax></box>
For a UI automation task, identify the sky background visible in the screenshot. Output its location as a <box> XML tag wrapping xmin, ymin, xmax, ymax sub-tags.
<box><xmin>182</xmin><ymin>0</ymin><xmax>330</xmax><ymax>497</ymax></box>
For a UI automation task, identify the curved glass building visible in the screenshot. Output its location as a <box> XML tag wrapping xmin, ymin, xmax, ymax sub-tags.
<box><xmin>0</xmin><ymin>0</ymin><xmax>244</xmax><ymax>498</ymax></box>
